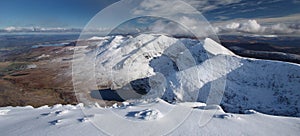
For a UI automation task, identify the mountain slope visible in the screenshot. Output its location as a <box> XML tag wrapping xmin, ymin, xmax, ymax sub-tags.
<box><xmin>74</xmin><ymin>34</ymin><xmax>300</xmax><ymax>117</ymax></box>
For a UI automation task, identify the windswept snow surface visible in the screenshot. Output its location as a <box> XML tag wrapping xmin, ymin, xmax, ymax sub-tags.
<box><xmin>0</xmin><ymin>100</ymin><xmax>299</xmax><ymax>136</ymax></box>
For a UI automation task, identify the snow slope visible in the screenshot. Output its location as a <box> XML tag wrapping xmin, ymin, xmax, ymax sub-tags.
<box><xmin>0</xmin><ymin>100</ymin><xmax>299</xmax><ymax>136</ymax></box>
<box><xmin>87</xmin><ymin>34</ymin><xmax>300</xmax><ymax>117</ymax></box>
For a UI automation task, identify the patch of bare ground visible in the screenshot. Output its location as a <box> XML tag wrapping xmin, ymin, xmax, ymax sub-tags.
<box><xmin>0</xmin><ymin>46</ymin><xmax>77</xmax><ymax>107</ymax></box>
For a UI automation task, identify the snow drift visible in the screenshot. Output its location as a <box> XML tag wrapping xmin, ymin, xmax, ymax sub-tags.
<box><xmin>0</xmin><ymin>100</ymin><xmax>299</xmax><ymax>136</ymax></box>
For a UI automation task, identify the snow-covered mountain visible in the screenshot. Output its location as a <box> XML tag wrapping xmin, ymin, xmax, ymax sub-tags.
<box><xmin>74</xmin><ymin>34</ymin><xmax>300</xmax><ymax>117</ymax></box>
<box><xmin>2</xmin><ymin>34</ymin><xmax>300</xmax><ymax>135</ymax></box>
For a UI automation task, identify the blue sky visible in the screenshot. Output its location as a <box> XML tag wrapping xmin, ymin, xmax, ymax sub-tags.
<box><xmin>0</xmin><ymin>0</ymin><xmax>119</xmax><ymax>28</ymax></box>
<box><xmin>203</xmin><ymin>0</ymin><xmax>300</xmax><ymax>21</ymax></box>
<box><xmin>0</xmin><ymin>0</ymin><xmax>299</xmax><ymax>35</ymax></box>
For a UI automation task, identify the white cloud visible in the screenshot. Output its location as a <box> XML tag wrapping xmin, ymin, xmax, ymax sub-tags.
<box><xmin>147</xmin><ymin>19</ymin><xmax>190</xmax><ymax>35</ymax></box>
<box><xmin>213</xmin><ymin>19</ymin><xmax>300</xmax><ymax>35</ymax></box>
<box><xmin>225</xmin><ymin>22</ymin><xmax>240</xmax><ymax>29</ymax></box>
<box><xmin>257</xmin><ymin>14</ymin><xmax>300</xmax><ymax>24</ymax></box>
<box><xmin>130</xmin><ymin>0</ymin><xmax>217</xmax><ymax>37</ymax></box>
<box><xmin>139</xmin><ymin>0</ymin><xmax>242</xmax><ymax>14</ymax></box>
<box><xmin>178</xmin><ymin>16</ymin><xmax>199</xmax><ymax>30</ymax></box>
<box><xmin>182</xmin><ymin>0</ymin><xmax>242</xmax><ymax>12</ymax></box>
<box><xmin>1</xmin><ymin>26</ymin><xmax>81</xmax><ymax>33</ymax></box>
<box><xmin>269</xmin><ymin>23</ymin><xmax>296</xmax><ymax>34</ymax></box>
<box><xmin>110</xmin><ymin>16</ymin><xmax>199</xmax><ymax>36</ymax></box>
<box><xmin>239</xmin><ymin>20</ymin><xmax>265</xmax><ymax>33</ymax></box>
<box><xmin>132</xmin><ymin>0</ymin><xmax>199</xmax><ymax>16</ymax></box>
<box><xmin>3</xmin><ymin>26</ymin><xmax>34</xmax><ymax>32</ymax></box>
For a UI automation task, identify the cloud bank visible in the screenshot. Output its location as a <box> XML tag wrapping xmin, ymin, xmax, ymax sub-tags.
<box><xmin>0</xmin><ymin>26</ymin><xmax>81</xmax><ymax>33</ymax></box>
<box><xmin>213</xmin><ymin>19</ymin><xmax>300</xmax><ymax>35</ymax></box>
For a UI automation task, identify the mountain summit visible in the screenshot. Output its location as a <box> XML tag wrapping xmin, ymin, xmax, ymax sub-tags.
<box><xmin>73</xmin><ymin>34</ymin><xmax>300</xmax><ymax>117</ymax></box>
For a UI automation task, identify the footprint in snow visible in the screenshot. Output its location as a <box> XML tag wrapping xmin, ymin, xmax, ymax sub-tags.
<box><xmin>40</xmin><ymin>113</ymin><xmax>51</xmax><ymax>116</ymax></box>
<box><xmin>213</xmin><ymin>114</ymin><xmax>240</xmax><ymax>119</ymax></box>
<box><xmin>54</xmin><ymin>110</ymin><xmax>69</xmax><ymax>116</ymax></box>
<box><xmin>36</xmin><ymin>112</ymin><xmax>51</xmax><ymax>119</ymax></box>
<box><xmin>126</xmin><ymin>109</ymin><xmax>163</xmax><ymax>120</ymax></box>
<box><xmin>49</xmin><ymin>119</ymin><xmax>62</xmax><ymax>125</ymax></box>
<box><xmin>78</xmin><ymin>115</ymin><xmax>95</xmax><ymax>123</ymax></box>
<box><xmin>78</xmin><ymin>118</ymin><xmax>89</xmax><ymax>122</ymax></box>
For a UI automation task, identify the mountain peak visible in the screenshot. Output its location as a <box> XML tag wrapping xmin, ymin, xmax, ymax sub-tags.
<box><xmin>204</xmin><ymin>38</ymin><xmax>236</xmax><ymax>56</ymax></box>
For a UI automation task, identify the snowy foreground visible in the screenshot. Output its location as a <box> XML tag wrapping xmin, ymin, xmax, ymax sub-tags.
<box><xmin>0</xmin><ymin>99</ymin><xmax>300</xmax><ymax>136</ymax></box>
